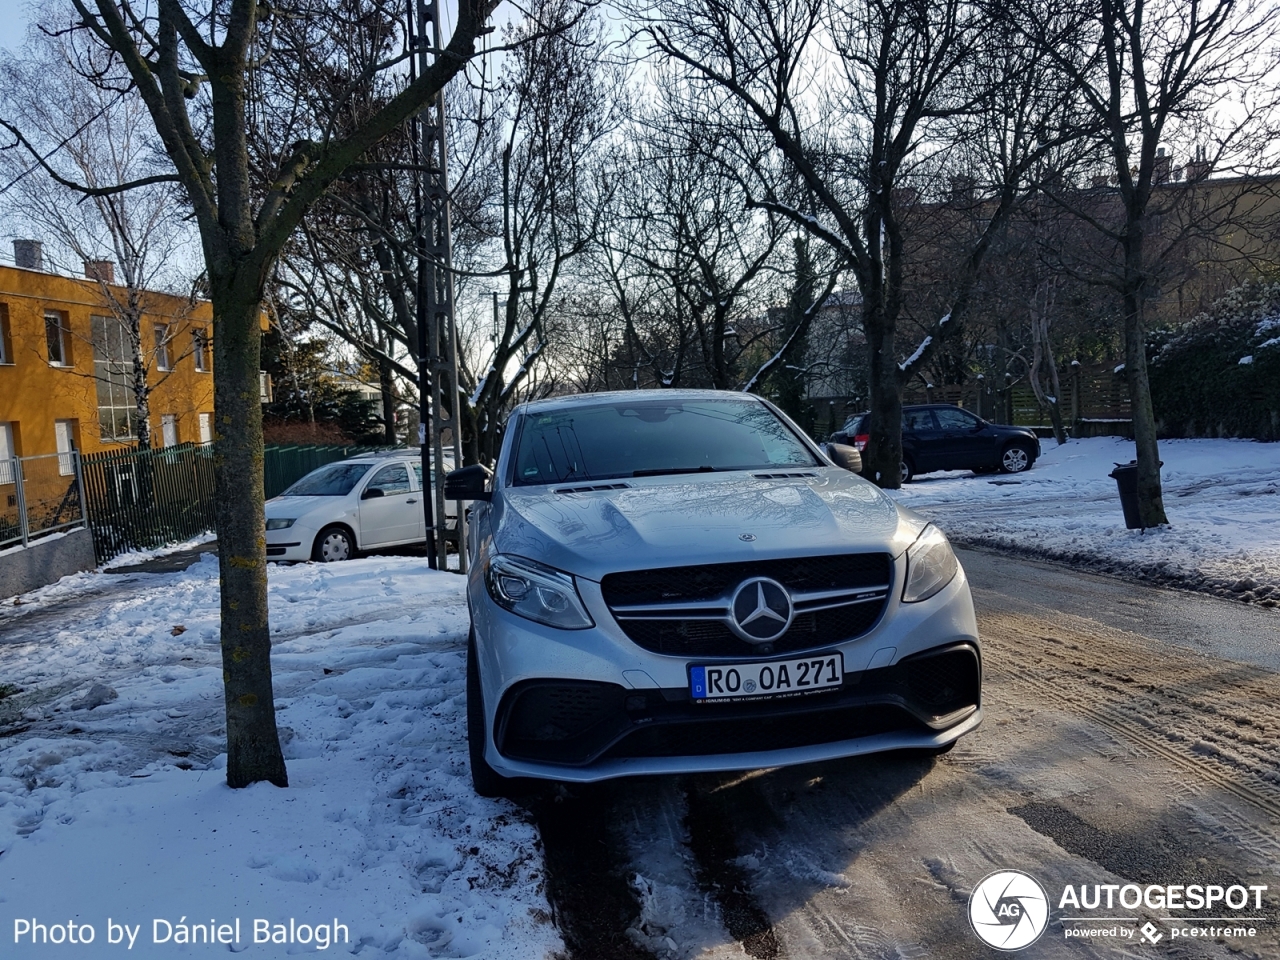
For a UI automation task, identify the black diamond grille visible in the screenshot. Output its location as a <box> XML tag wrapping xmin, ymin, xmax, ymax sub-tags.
<box><xmin>602</xmin><ymin>554</ymin><xmax>891</xmax><ymax>657</ymax></box>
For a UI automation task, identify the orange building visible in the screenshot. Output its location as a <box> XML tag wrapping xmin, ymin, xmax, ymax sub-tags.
<box><xmin>0</xmin><ymin>251</ymin><xmax>216</xmax><ymax>464</ymax></box>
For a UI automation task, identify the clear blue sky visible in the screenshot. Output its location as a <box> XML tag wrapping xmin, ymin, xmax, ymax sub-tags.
<box><xmin>0</xmin><ymin>1</ymin><xmax>31</xmax><ymax>52</ymax></box>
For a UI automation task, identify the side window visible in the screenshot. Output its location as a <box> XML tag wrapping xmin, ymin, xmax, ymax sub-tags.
<box><xmin>411</xmin><ymin>463</ymin><xmax>437</xmax><ymax>488</ymax></box>
<box><xmin>934</xmin><ymin>408</ymin><xmax>980</xmax><ymax>431</ymax></box>
<box><xmin>367</xmin><ymin>463</ymin><xmax>410</xmax><ymax>495</ymax></box>
<box><xmin>904</xmin><ymin>410</ymin><xmax>937</xmax><ymax>432</ymax></box>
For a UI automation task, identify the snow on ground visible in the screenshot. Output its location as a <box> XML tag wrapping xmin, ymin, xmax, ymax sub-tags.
<box><xmin>891</xmin><ymin>436</ymin><xmax>1280</xmax><ymax>603</ymax></box>
<box><xmin>0</xmin><ymin>556</ymin><xmax>560</xmax><ymax>958</ymax></box>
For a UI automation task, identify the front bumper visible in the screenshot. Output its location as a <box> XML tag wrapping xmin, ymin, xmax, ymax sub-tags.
<box><xmin>470</xmin><ymin>554</ymin><xmax>982</xmax><ymax>782</ymax></box>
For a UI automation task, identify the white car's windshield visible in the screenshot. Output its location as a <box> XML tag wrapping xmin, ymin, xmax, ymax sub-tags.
<box><xmin>282</xmin><ymin>462</ymin><xmax>373</xmax><ymax>496</ymax></box>
<box><xmin>511</xmin><ymin>398</ymin><xmax>818</xmax><ymax>486</ymax></box>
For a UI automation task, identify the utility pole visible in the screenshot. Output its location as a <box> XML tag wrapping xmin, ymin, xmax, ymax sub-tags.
<box><xmin>409</xmin><ymin>0</ymin><xmax>467</xmax><ymax>572</ymax></box>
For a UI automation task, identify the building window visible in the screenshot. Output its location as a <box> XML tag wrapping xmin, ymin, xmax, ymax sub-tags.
<box><xmin>161</xmin><ymin>414</ymin><xmax>179</xmax><ymax>448</ymax></box>
<box><xmin>0</xmin><ymin>422</ymin><xmax>15</xmax><ymax>485</ymax></box>
<box><xmin>46</xmin><ymin>311</ymin><xmax>71</xmax><ymax>366</ymax></box>
<box><xmin>91</xmin><ymin>314</ymin><xmax>136</xmax><ymax>442</ymax></box>
<box><xmin>55</xmin><ymin>419</ymin><xmax>77</xmax><ymax>477</ymax></box>
<box><xmin>193</xmin><ymin>327</ymin><xmax>210</xmax><ymax>372</ymax></box>
<box><xmin>154</xmin><ymin>323</ymin><xmax>172</xmax><ymax>371</ymax></box>
<box><xmin>198</xmin><ymin>412</ymin><xmax>212</xmax><ymax>444</ymax></box>
<box><xmin>0</xmin><ymin>304</ymin><xmax>12</xmax><ymax>364</ymax></box>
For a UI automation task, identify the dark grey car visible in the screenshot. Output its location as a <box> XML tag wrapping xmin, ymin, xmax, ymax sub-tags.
<box><xmin>832</xmin><ymin>404</ymin><xmax>1041</xmax><ymax>483</ymax></box>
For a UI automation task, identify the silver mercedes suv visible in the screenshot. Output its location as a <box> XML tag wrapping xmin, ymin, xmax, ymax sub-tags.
<box><xmin>445</xmin><ymin>390</ymin><xmax>982</xmax><ymax>796</ymax></box>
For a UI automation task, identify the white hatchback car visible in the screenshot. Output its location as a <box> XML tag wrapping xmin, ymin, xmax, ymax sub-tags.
<box><xmin>264</xmin><ymin>453</ymin><xmax>455</xmax><ymax>562</ymax></box>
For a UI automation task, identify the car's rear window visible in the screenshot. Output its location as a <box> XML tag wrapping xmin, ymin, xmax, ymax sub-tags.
<box><xmin>281</xmin><ymin>462</ymin><xmax>373</xmax><ymax>496</ymax></box>
<box><xmin>511</xmin><ymin>398</ymin><xmax>818</xmax><ymax>486</ymax></box>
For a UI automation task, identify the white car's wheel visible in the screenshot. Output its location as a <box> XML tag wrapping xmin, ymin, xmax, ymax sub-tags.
<box><xmin>312</xmin><ymin>525</ymin><xmax>354</xmax><ymax>562</ymax></box>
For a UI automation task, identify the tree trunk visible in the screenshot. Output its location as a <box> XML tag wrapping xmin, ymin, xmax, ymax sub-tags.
<box><xmin>1121</xmin><ymin>226</ymin><xmax>1169</xmax><ymax>527</ymax></box>
<box><xmin>863</xmin><ymin>306</ymin><xmax>903</xmax><ymax>487</ymax></box>
<box><xmin>212</xmin><ymin>277</ymin><xmax>287</xmax><ymax>789</ymax></box>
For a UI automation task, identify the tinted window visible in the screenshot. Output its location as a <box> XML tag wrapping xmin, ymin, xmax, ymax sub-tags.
<box><xmin>368</xmin><ymin>463</ymin><xmax>410</xmax><ymax>495</ymax></box>
<box><xmin>934</xmin><ymin>408</ymin><xmax>981</xmax><ymax>430</ymax></box>
<box><xmin>512</xmin><ymin>398</ymin><xmax>818</xmax><ymax>486</ymax></box>
<box><xmin>904</xmin><ymin>409</ymin><xmax>937</xmax><ymax>432</ymax></box>
<box><xmin>282</xmin><ymin>463</ymin><xmax>372</xmax><ymax>496</ymax></box>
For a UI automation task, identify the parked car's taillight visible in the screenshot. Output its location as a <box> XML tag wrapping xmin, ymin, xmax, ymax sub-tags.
<box><xmin>854</xmin><ymin>434</ymin><xmax>869</xmax><ymax>452</ymax></box>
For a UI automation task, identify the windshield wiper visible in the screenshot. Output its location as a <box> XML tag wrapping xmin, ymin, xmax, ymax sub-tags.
<box><xmin>632</xmin><ymin>465</ymin><xmax>719</xmax><ymax>478</ymax></box>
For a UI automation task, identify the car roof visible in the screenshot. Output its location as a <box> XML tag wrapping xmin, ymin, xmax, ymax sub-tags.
<box><xmin>520</xmin><ymin>388</ymin><xmax>767</xmax><ymax>415</ymax></box>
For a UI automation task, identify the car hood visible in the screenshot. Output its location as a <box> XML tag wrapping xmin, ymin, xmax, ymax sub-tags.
<box><xmin>490</xmin><ymin>469</ymin><xmax>928</xmax><ymax>582</ymax></box>
<box><xmin>264</xmin><ymin>495</ymin><xmax>349</xmax><ymax>520</ymax></box>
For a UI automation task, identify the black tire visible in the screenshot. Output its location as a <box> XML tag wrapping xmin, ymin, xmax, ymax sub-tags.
<box><xmin>311</xmin><ymin>525</ymin><xmax>355</xmax><ymax>562</ymax></box>
<box><xmin>467</xmin><ymin>635</ymin><xmax>512</xmax><ymax>799</ymax></box>
<box><xmin>999</xmin><ymin>443</ymin><xmax>1034</xmax><ymax>475</ymax></box>
<box><xmin>900</xmin><ymin>457</ymin><xmax>916</xmax><ymax>484</ymax></box>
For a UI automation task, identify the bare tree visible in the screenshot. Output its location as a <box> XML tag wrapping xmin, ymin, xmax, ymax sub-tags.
<box><xmin>0</xmin><ymin>22</ymin><xmax>199</xmax><ymax>449</ymax></box>
<box><xmin>3</xmin><ymin>0</ymin><xmax>502</xmax><ymax>788</ymax></box>
<box><xmin>642</xmin><ymin>0</ymin><xmax>1094</xmax><ymax>486</ymax></box>
<box><xmin>1025</xmin><ymin>0</ymin><xmax>1280</xmax><ymax>525</ymax></box>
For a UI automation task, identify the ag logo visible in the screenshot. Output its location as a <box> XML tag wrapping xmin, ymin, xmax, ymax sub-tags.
<box><xmin>968</xmin><ymin>870</ymin><xmax>1049</xmax><ymax>950</ymax></box>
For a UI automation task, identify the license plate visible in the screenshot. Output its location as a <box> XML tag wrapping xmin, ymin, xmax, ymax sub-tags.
<box><xmin>689</xmin><ymin>652</ymin><xmax>843</xmax><ymax>702</ymax></box>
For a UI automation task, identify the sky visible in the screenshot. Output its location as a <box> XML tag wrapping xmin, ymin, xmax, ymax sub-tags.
<box><xmin>0</xmin><ymin>1</ymin><xmax>30</xmax><ymax>52</ymax></box>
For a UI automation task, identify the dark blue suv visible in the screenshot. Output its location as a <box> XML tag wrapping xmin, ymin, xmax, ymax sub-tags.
<box><xmin>831</xmin><ymin>404</ymin><xmax>1041</xmax><ymax>483</ymax></box>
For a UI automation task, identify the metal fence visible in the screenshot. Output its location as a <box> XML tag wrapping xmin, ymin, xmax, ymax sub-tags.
<box><xmin>1</xmin><ymin>452</ymin><xmax>88</xmax><ymax>550</ymax></box>
<box><xmin>76</xmin><ymin>442</ymin><xmax>396</xmax><ymax>564</ymax></box>
<box><xmin>81</xmin><ymin>443</ymin><xmax>218</xmax><ymax>562</ymax></box>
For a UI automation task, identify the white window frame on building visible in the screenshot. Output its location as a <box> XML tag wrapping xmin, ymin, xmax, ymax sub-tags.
<box><xmin>154</xmin><ymin>322</ymin><xmax>173</xmax><ymax>371</ymax></box>
<box><xmin>198</xmin><ymin>412</ymin><xmax>212</xmax><ymax>444</ymax></box>
<box><xmin>0</xmin><ymin>422</ymin><xmax>15</xmax><ymax>485</ymax></box>
<box><xmin>55</xmin><ymin>419</ymin><xmax>77</xmax><ymax>477</ymax></box>
<box><xmin>45</xmin><ymin>310</ymin><xmax>71</xmax><ymax>366</ymax></box>
<box><xmin>193</xmin><ymin>327</ymin><xmax>210</xmax><ymax>372</ymax></box>
<box><xmin>161</xmin><ymin>414</ymin><xmax>179</xmax><ymax>448</ymax></box>
<box><xmin>0</xmin><ymin>304</ymin><xmax>12</xmax><ymax>365</ymax></box>
<box><xmin>91</xmin><ymin>314</ymin><xmax>136</xmax><ymax>443</ymax></box>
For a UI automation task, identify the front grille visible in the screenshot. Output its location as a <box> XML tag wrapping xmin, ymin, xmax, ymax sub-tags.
<box><xmin>601</xmin><ymin>553</ymin><xmax>892</xmax><ymax>657</ymax></box>
<box><xmin>603</xmin><ymin>704</ymin><xmax>917</xmax><ymax>759</ymax></box>
<box><xmin>493</xmin><ymin>643</ymin><xmax>979</xmax><ymax>767</ymax></box>
<box><xmin>619</xmin><ymin>604</ymin><xmax>884</xmax><ymax>658</ymax></box>
<box><xmin>602</xmin><ymin>553</ymin><xmax>890</xmax><ymax>605</ymax></box>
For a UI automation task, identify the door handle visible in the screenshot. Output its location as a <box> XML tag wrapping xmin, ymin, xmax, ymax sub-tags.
<box><xmin>407</xmin><ymin>498</ymin><xmax>418</xmax><ymax>504</ymax></box>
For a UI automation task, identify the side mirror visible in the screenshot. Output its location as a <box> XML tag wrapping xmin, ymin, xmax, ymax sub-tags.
<box><xmin>361</xmin><ymin>487</ymin><xmax>385</xmax><ymax>499</ymax></box>
<box><xmin>829</xmin><ymin>431</ymin><xmax>850</xmax><ymax>445</ymax></box>
<box><xmin>825</xmin><ymin>442</ymin><xmax>863</xmax><ymax>475</ymax></box>
<box><xmin>444</xmin><ymin>463</ymin><xmax>492</xmax><ymax>502</ymax></box>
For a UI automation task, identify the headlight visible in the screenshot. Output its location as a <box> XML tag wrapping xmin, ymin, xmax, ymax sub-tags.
<box><xmin>266</xmin><ymin>518</ymin><xmax>296</xmax><ymax>530</ymax></box>
<box><xmin>902</xmin><ymin>524</ymin><xmax>959</xmax><ymax>603</ymax></box>
<box><xmin>485</xmin><ymin>554</ymin><xmax>594</xmax><ymax>629</ymax></box>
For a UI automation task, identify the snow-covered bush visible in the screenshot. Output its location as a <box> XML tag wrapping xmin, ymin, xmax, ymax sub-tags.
<box><xmin>1149</xmin><ymin>281</ymin><xmax>1280</xmax><ymax>440</ymax></box>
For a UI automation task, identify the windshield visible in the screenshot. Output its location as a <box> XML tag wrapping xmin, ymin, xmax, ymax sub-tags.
<box><xmin>281</xmin><ymin>462</ymin><xmax>373</xmax><ymax>497</ymax></box>
<box><xmin>511</xmin><ymin>398</ymin><xmax>819</xmax><ymax>486</ymax></box>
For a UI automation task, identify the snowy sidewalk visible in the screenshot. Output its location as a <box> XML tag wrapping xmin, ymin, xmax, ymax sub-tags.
<box><xmin>0</xmin><ymin>557</ymin><xmax>560</xmax><ymax>958</ymax></box>
<box><xmin>891</xmin><ymin>436</ymin><xmax>1280</xmax><ymax>604</ymax></box>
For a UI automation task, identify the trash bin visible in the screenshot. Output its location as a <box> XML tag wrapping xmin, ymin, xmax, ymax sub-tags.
<box><xmin>1109</xmin><ymin>460</ymin><xmax>1162</xmax><ymax>530</ymax></box>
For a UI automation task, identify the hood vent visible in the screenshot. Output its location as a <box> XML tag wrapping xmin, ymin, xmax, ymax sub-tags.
<box><xmin>553</xmin><ymin>482</ymin><xmax>631</xmax><ymax>495</ymax></box>
<box><xmin>752</xmin><ymin>471</ymin><xmax>818</xmax><ymax>480</ymax></box>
